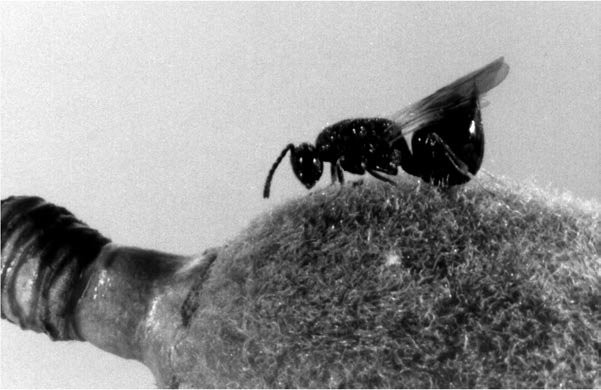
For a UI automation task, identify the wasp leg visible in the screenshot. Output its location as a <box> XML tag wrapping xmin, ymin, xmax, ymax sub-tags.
<box><xmin>367</xmin><ymin>169</ymin><xmax>396</xmax><ymax>185</ymax></box>
<box><xmin>326</xmin><ymin>161</ymin><xmax>346</xmax><ymax>198</ymax></box>
<box><xmin>330</xmin><ymin>162</ymin><xmax>338</xmax><ymax>184</ymax></box>
<box><xmin>393</xmin><ymin>135</ymin><xmax>421</xmax><ymax>177</ymax></box>
<box><xmin>324</xmin><ymin>162</ymin><xmax>346</xmax><ymax>198</ymax></box>
<box><xmin>335</xmin><ymin>161</ymin><xmax>345</xmax><ymax>185</ymax></box>
<box><xmin>329</xmin><ymin>161</ymin><xmax>345</xmax><ymax>185</ymax></box>
<box><xmin>429</xmin><ymin>133</ymin><xmax>494</xmax><ymax>195</ymax></box>
<box><xmin>429</xmin><ymin>133</ymin><xmax>472</xmax><ymax>180</ymax></box>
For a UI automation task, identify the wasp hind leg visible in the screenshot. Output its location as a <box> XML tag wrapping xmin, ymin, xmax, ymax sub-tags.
<box><xmin>367</xmin><ymin>169</ymin><xmax>396</xmax><ymax>185</ymax></box>
<box><xmin>428</xmin><ymin>132</ymin><xmax>495</xmax><ymax>196</ymax></box>
<box><xmin>428</xmin><ymin>133</ymin><xmax>473</xmax><ymax>181</ymax></box>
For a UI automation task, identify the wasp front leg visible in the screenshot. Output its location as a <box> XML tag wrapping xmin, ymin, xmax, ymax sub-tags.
<box><xmin>329</xmin><ymin>160</ymin><xmax>345</xmax><ymax>185</ymax></box>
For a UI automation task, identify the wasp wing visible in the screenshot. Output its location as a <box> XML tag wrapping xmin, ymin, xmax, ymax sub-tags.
<box><xmin>387</xmin><ymin>57</ymin><xmax>509</xmax><ymax>143</ymax></box>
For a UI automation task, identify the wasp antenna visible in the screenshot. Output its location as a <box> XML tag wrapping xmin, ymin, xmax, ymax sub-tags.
<box><xmin>263</xmin><ymin>144</ymin><xmax>295</xmax><ymax>198</ymax></box>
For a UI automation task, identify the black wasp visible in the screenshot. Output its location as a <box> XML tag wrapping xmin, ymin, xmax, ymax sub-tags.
<box><xmin>263</xmin><ymin>57</ymin><xmax>509</xmax><ymax>198</ymax></box>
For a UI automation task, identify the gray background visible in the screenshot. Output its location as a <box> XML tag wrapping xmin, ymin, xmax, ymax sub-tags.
<box><xmin>1</xmin><ymin>2</ymin><xmax>599</xmax><ymax>388</ymax></box>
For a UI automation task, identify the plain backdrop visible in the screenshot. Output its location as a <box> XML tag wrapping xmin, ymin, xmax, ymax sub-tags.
<box><xmin>1</xmin><ymin>2</ymin><xmax>599</xmax><ymax>388</ymax></box>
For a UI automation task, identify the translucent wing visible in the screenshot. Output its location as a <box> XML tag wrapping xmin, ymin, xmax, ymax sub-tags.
<box><xmin>387</xmin><ymin>57</ymin><xmax>509</xmax><ymax>143</ymax></box>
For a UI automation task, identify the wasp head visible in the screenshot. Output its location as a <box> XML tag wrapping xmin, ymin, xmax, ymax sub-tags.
<box><xmin>290</xmin><ymin>143</ymin><xmax>323</xmax><ymax>189</ymax></box>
